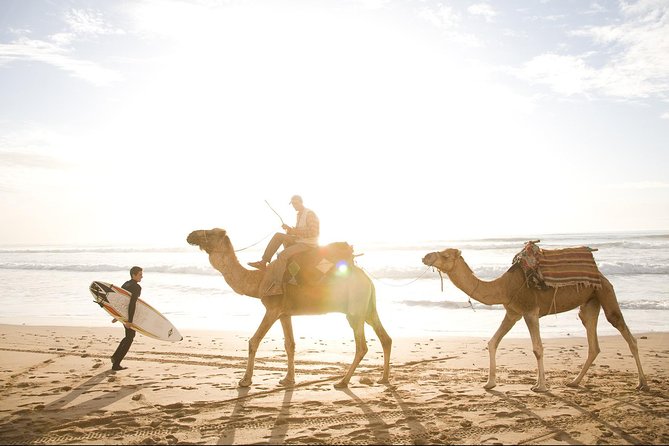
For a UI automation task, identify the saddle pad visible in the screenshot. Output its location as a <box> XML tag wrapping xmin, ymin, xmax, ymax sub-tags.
<box><xmin>284</xmin><ymin>242</ymin><xmax>354</xmax><ymax>287</ymax></box>
<box><xmin>513</xmin><ymin>241</ymin><xmax>602</xmax><ymax>290</ymax></box>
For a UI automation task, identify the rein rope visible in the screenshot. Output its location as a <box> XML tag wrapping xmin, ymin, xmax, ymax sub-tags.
<box><xmin>233</xmin><ymin>232</ymin><xmax>273</xmax><ymax>253</ymax></box>
<box><xmin>429</xmin><ymin>256</ymin><xmax>476</xmax><ymax>312</ymax></box>
<box><xmin>466</xmin><ymin>278</ymin><xmax>479</xmax><ymax>312</ymax></box>
<box><xmin>361</xmin><ymin>264</ymin><xmax>433</xmax><ymax>287</ymax></box>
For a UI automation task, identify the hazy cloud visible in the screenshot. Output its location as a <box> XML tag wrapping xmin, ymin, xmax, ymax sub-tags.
<box><xmin>66</xmin><ymin>8</ymin><xmax>120</xmax><ymax>35</ymax></box>
<box><xmin>511</xmin><ymin>1</ymin><xmax>669</xmax><ymax>99</ymax></box>
<box><xmin>512</xmin><ymin>53</ymin><xmax>596</xmax><ymax>96</ymax></box>
<box><xmin>0</xmin><ymin>8</ymin><xmax>123</xmax><ymax>85</ymax></box>
<box><xmin>468</xmin><ymin>3</ymin><xmax>497</xmax><ymax>22</ymax></box>
<box><xmin>418</xmin><ymin>4</ymin><xmax>460</xmax><ymax>29</ymax></box>
<box><xmin>417</xmin><ymin>4</ymin><xmax>482</xmax><ymax>46</ymax></box>
<box><xmin>581</xmin><ymin>2</ymin><xmax>608</xmax><ymax>15</ymax></box>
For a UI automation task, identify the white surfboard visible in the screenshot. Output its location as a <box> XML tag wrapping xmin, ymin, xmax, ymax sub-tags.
<box><xmin>89</xmin><ymin>281</ymin><xmax>183</xmax><ymax>342</ymax></box>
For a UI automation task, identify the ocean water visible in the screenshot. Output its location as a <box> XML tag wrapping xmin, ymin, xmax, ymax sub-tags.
<box><xmin>0</xmin><ymin>231</ymin><xmax>667</xmax><ymax>340</ymax></box>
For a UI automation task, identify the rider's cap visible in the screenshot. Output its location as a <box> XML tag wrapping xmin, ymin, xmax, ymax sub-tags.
<box><xmin>289</xmin><ymin>195</ymin><xmax>303</xmax><ymax>204</ymax></box>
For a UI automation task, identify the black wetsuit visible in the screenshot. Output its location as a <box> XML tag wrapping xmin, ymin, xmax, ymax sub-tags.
<box><xmin>111</xmin><ymin>279</ymin><xmax>141</xmax><ymax>367</ymax></box>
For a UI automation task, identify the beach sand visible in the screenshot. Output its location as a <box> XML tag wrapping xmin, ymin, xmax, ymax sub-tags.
<box><xmin>1</xmin><ymin>324</ymin><xmax>668</xmax><ymax>445</ymax></box>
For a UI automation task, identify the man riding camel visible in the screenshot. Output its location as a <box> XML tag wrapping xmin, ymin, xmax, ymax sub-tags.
<box><xmin>248</xmin><ymin>195</ymin><xmax>320</xmax><ymax>296</ymax></box>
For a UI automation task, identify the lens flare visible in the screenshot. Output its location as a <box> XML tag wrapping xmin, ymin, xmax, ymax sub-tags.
<box><xmin>335</xmin><ymin>260</ymin><xmax>349</xmax><ymax>276</ymax></box>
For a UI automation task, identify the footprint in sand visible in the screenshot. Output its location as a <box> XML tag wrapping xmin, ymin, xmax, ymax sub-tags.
<box><xmin>179</xmin><ymin>417</ymin><xmax>197</xmax><ymax>423</ymax></box>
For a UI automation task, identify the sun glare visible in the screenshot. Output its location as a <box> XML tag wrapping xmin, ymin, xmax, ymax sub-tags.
<box><xmin>5</xmin><ymin>0</ymin><xmax>652</xmax><ymax>247</ymax></box>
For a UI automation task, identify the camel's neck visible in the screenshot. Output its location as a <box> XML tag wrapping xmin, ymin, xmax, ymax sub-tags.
<box><xmin>447</xmin><ymin>257</ymin><xmax>511</xmax><ymax>306</ymax></box>
<box><xmin>208</xmin><ymin>251</ymin><xmax>262</xmax><ymax>298</ymax></box>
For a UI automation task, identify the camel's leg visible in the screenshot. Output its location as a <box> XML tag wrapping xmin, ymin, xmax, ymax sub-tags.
<box><xmin>568</xmin><ymin>298</ymin><xmax>601</xmax><ymax>387</ymax></box>
<box><xmin>279</xmin><ymin>315</ymin><xmax>296</xmax><ymax>386</ymax></box>
<box><xmin>239</xmin><ymin>310</ymin><xmax>279</xmax><ymax>388</ymax></box>
<box><xmin>334</xmin><ymin>315</ymin><xmax>368</xmax><ymax>389</ymax></box>
<box><xmin>485</xmin><ymin>311</ymin><xmax>521</xmax><ymax>390</ymax></box>
<box><xmin>524</xmin><ymin>310</ymin><xmax>548</xmax><ymax>392</ymax></box>
<box><xmin>600</xmin><ymin>286</ymin><xmax>649</xmax><ymax>390</ymax></box>
<box><xmin>366</xmin><ymin>310</ymin><xmax>392</xmax><ymax>384</ymax></box>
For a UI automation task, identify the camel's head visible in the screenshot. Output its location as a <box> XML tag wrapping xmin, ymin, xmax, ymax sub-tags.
<box><xmin>187</xmin><ymin>228</ymin><xmax>231</xmax><ymax>254</ymax></box>
<box><xmin>422</xmin><ymin>248</ymin><xmax>462</xmax><ymax>272</ymax></box>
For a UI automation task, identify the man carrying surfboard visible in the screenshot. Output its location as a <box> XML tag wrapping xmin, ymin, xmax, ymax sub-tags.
<box><xmin>111</xmin><ymin>266</ymin><xmax>142</xmax><ymax>371</ymax></box>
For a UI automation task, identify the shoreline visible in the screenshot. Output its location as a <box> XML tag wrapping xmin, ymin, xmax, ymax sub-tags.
<box><xmin>4</xmin><ymin>301</ymin><xmax>667</xmax><ymax>340</ymax></box>
<box><xmin>2</xmin><ymin>324</ymin><xmax>668</xmax><ymax>444</ymax></box>
<box><xmin>2</xmin><ymin>321</ymin><xmax>669</xmax><ymax>338</ymax></box>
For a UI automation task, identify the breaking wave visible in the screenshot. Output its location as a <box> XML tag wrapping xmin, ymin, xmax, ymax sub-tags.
<box><xmin>0</xmin><ymin>263</ymin><xmax>220</xmax><ymax>275</ymax></box>
<box><xmin>402</xmin><ymin>299</ymin><xmax>669</xmax><ymax>311</ymax></box>
<box><xmin>1</xmin><ymin>261</ymin><xmax>667</xmax><ymax>277</ymax></box>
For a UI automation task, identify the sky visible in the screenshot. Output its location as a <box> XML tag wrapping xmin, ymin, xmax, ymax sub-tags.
<box><xmin>0</xmin><ymin>0</ymin><xmax>668</xmax><ymax>247</ymax></box>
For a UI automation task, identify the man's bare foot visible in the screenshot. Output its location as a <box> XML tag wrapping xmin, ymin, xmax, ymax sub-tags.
<box><xmin>248</xmin><ymin>261</ymin><xmax>267</xmax><ymax>270</ymax></box>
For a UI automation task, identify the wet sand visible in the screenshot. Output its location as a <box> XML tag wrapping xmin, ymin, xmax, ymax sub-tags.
<box><xmin>1</xmin><ymin>324</ymin><xmax>668</xmax><ymax>444</ymax></box>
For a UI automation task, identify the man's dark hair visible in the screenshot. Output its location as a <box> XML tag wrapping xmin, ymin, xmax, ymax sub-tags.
<box><xmin>130</xmin><ymin>266</ymin><xmax>143</xmax><ymax>277</ymax></box>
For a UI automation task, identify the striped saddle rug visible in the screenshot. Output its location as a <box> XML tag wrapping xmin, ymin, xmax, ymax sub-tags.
<box><xmin>513</xmin><ymin>240</ymin><xmax>602</xmax><ymax>290</ymax></box>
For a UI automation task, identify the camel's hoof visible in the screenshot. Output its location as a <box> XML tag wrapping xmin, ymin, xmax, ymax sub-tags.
<box><xmin>531</xmin><ymin>386</ymin><xmax>548</xmax><ymax>393</ymax></box>
<box><xmin>378</xmin><ymin>378</ymin><xmax>390</xmax><ymax>385</ymax></box>
<box><xmin>279</xmin><ymin>378</ymin><xmax>295</xmax><ymax>387</ymax></box>
<box><xmin>333</xmin><ymin>380</ymin><xmax>349</xmax><ymax>389</ymax></box>
<box><xmin>238</xmin><ymin>378</ymin><xmax>252</xmax><ymax>388</ymax></box>
<box><xmin>483</xmin><ymin>382</ymin><xmax>496</xmax><ymax>390</ymax></box>
<box><xmin>566</xmin><ymin>381</ymin><xmax>580</xmax><ymax>388</ymax></box>
<box><xmin>637</xmin><ymin>383</ymin><xmax>650</xmax><ymax>391</ymax></box>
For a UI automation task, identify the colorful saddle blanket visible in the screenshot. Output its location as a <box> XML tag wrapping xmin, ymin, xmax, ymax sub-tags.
<box><xmin>283</xmin><ymin>242</ymin><xmax>355</xmax><ymax>288</ymax></box>
<box><xmin>512</xmin><ymin>240</ymin><xmax>602</xmax><ymax>290</ymax></box>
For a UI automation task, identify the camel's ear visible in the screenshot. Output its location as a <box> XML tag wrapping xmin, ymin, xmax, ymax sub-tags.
<box><xmin>455</xmin><ymin>249</ymin><xmax>462</xmax><ymax>258</ymax></box>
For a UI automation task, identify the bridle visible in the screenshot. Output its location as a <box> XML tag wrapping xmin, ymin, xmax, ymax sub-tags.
<box><xmin>429</xmin><ymin>251</ymin><xmax>477</xmax><ymax>311</ymax></box>
<box><xmin>197</xmin><ymin>230</ymin><xmax>271</xmax><ymax>254</ymax></box>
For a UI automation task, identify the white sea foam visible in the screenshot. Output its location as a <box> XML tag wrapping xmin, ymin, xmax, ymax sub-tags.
<box><xmin>0</xmin><ymin>263</ymin><xmax>219</xmax><ymax>275</ymax></box>
<box><xmin>1</xmin><ymin>260</ymin><xmax>667</xmax><ymax>277</ymax></box>
<box><xmin>401</xmin><ymin>298</ymin><xmax>669</xmax><ymax>311</ymax></box>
